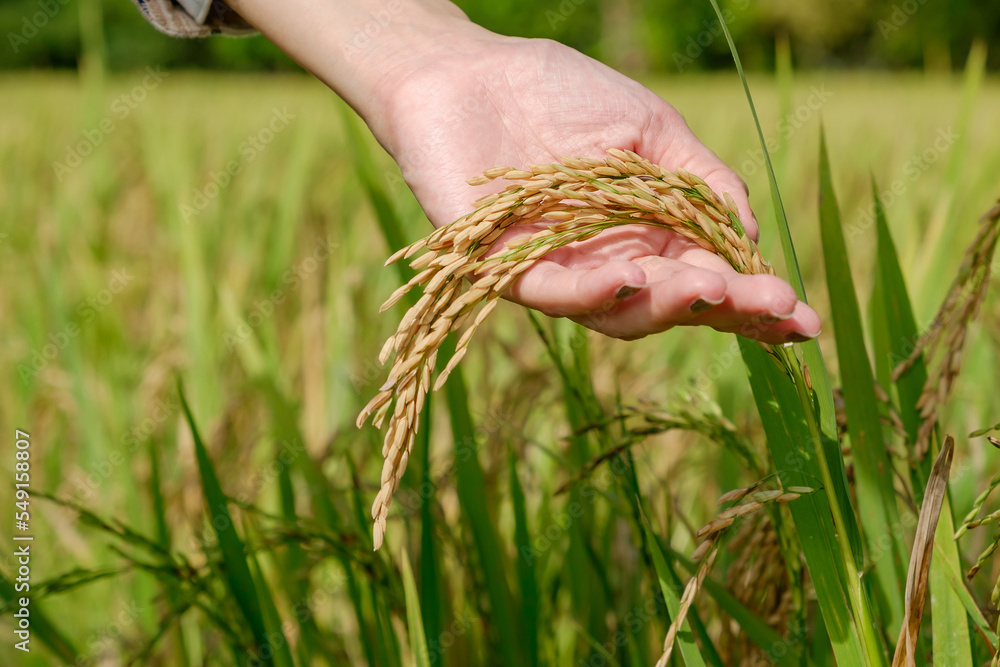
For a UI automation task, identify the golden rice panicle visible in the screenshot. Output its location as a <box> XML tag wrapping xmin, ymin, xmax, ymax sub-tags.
<box><xmin>359</xmin><ymin>150</ymin><xmax>774</xmax><ymax>550</ymax></box>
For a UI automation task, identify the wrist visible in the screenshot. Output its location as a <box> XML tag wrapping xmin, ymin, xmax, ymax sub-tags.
<box><xmin>226</xmin><ymin>0</ymin><xmax>496</xmax><ymax>136</ymax></box>
<box><xmin>345</xmin><ymin>6</ymin><xmax>498</xmax><ymax>142</ymax></box>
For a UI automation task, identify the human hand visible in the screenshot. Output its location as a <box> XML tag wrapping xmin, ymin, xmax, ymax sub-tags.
<box><xmin>371</xmin><ymin>34</ymin><xmax>819</xmax><ymax>343</ymax></box>
<box><xmin>233</xmin><ymin>0</ymin><xmax>820</xmax><ymax>343</ymax></box>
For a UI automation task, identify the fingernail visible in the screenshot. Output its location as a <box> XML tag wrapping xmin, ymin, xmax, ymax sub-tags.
<box><xmin>615</xmin><ymin>285</ymin><xmax>643</xmax><ymax>300</ymax></box>
<box><xmin>785</xmin><ymin>331</ymin><xmax>820</xmax><ymax>344</ymax></box>
<box><xmin>690</xmin><ymin>298</ymin><xmax>722</xmax><ymax>314</ymax></box>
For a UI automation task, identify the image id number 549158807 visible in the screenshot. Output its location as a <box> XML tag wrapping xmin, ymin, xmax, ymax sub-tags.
<box><xmin>13</xmin><ymin>429</ymin><xmax>33</xmax><ymax>653</ymax></box>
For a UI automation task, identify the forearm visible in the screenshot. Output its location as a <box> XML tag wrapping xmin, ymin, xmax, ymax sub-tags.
<box><xmin>224</xmin><ymin>0</ymin><xmax>488</xmax><ymax>140</ymax></box>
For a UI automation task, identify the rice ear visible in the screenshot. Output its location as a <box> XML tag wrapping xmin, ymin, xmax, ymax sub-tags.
<box><xmin>359</xmin><ymin>150</ymin><xmax>774</xmax><ymax>549</ymax></box>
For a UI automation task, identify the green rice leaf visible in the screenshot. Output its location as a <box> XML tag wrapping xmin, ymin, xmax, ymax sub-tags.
<box><xmin>639</xmin><ymin>510</ymin><xmax>707</xmax><ymax>667</ymax></box>
<box><xmin>933</xmin><ymin>539</ymin><xmax>998</xmax><ymax>648</ymax></box>
<box><xmin>577</xmin><ymin>621</ymin><xmax>624</xmax><ymax>667</ymax></box>
<box><xmin>870</xmin><ymin>184</ymin><xmax>973</xmax><ymax>663</ymax></box>
<box><xmin>402</xmin><ymin>550</ymin><xmax>432</xmax><ymax>667</ymax></box>
<box><xmin>871</xmin><ymin>180</ymin><xmax>928</xmax><ymax>484</ymax></box>
<box><xmin>510</xmin><ymin>452</ymin><xmax>539</xmax><ymax>667</ymax></box>
<box><xmin>150</xmin><ymin>438</ymin><xmax>191</xmax><ymax>664</ymax></box>
<box><xmin>417</xmin><ymin>398</ymin><xmax>443</xmax><ymax>663</ymax></box>
<box><xmin>442</xmin><ymin>344</ymin><xmax>523</xmax><ymax>666</ymax></box>
<box><xmin>178</xmin><ymin>383</ymin><xmax>273</xmax><ymax>665</ymax></box>
<box><xmin>818</xmin><ymin>132</ymin><xmax>907</xmax><ymax>635</ymax></box>
<box><xmin>738</xmin><ymin>340</ymin><xmax>867</xmax><ymax>665</ymax></box>
<box><xmin>245</xmin><ymin>522</ymin><xmax>296</xmax><ymax>667</ymax></box>
<box><xmin>706</xmin><ymin>0</ymin><xmax>803</xmax><ymax>300</ymax></box>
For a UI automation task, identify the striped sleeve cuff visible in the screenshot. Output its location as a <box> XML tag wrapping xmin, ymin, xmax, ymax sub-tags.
<box><xmin>129</xmin><ymin>0</ymin><xmax>257</xmax><ymax>38</ymax></box>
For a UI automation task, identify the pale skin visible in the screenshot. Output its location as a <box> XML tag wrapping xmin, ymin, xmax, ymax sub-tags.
<box><xmin>226</xmin><ymin>0</ymin><xmax>822</xmax><ymax>344</ymax></box>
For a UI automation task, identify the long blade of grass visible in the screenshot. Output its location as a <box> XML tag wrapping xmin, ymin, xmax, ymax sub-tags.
<box><xmin>639</xmin><ymin>510</ymin><xmax>707</xmax><ymax>667</ymax></box>
<box><xmin>417</xmin><ymin>399</ymin><xmax>443</xmax><ymax>664</ymax></box>
<box><xmin>818</xmin><ymin>131</ymin><xmax>907</xmax><ymax>635</ymax></box>
<box><xmin>275</xmin><ymin>437</ymin><xmax>324</xmax><ymax>663</ymax></box>
<box><xmin>621</xmin><ymin>451</ymin><xmax>723</xmax><ymax>667</ymax></box>
<box><xmin>509</xmin><ymin>452</ymin><xmax>539</xmax><ymax>667</ymax></box>
<box><xmin>259</xmin><ymin>380</ymin><xmax>378</xmax><ymax>664</ymax></box>
<box><xmin>739</xmin><ymin>339</ymin><xmax>867</xmax><ymax>665</ymax></box>
<box><xmin>150</xmin><ymin>438</ymin><xmax>191</xmax><ymax>666</ymax></box>
<box><xmin>402</xmin><ymin>550</ymin><xmax>432</xmax><ymax>667</ymax></box>
<box><xmin>245</xmin><ymin>522</ymin><xmax>297</xmax><ymax>667</ymax></box>
<box><xmin>870</xmin><ymin>180</ymin><xmax>930</xmax><ymax>489</ymax></box>
<box><xmin>918</xmin><ymin>39</ymin><xmax>987</xmax><ymax>282</ymax></box>
<box><xmin>577</xmin><ymin>622</ymin><xmax>624</xmax><ymax>667</ymax></box>
<box><xmin>932</xmin><ymin>539</ymin><xmax>999</xmax><ymax>649</ymax></box>
<box><xmin>870</xmin><ymin>190</ymin><xmax>974</xmax><ymax>664</ymax></box>
<box><xmin>371</xmin><ymin>583</ymin><xmax>402</xmax><ymax>667</ymax></box>
<box><xmin>707</xmin><ymin>0</ymin><xmax>859</xmax><ymax>575</ymax></box>
<box><xmin>178</xmin><ymin>383</ymin><xmax>275</xmax><ymax>665</ymax></box>
<box><xmin>442</xmin><ymin>361</ymin><xmax>523</xmax><ymax>667</ymax></box>
<box><xmin>339</xmin><ymin>105</ymin><xmax>414</xmax><ymax>284</ymax></box>
<box><xmin>531</xmin><ymin>318</ymin><xmax>602</xmax><ymax>641</ymax></box>
<box><xmin>706</xmin><ymin>0</ymin><xmax>802</xmax><ymax>299</ymax></box>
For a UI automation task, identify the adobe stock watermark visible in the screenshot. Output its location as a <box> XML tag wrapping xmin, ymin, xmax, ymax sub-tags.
<box><xmin>180</xmin><ymin>440</ymin><xmax>307</xmax><ymax>555</ymax></box>
<box><xmin>70</xmin><ymin>395</ymin><xmax>179</xmax><ymax>502</ymax></box>
<box><xmin>54</xmin><ymin>600</ymin><xmax>144</xmax><ymax>667</ymax></box>
<box><xmin>181</xmin><ymin>107</ymin><xmax>296</xmax><ymax>223</ymax></box>
<box><xmin>736</xmin><ymin>85</ymin><xmax>835</xmax><ymax>179</ymax></box>
<box><xmin>234</xmin><ymin>438</ymin><xmax>307</xmax><ymax>505</ymax></box>
<box><xmin>877</xmin><ymin>0</ymin><xmax>930</xmax><ymax>40</ymax></box>
<box><xmin>341</xmin><ymin>1</ymin><xmax>403</xmax><ymax>63</ymax></box>
<box><xmin>390</xmin><ymin>406</ymin><xmax>511</xmax><ymax>515</ymax></box>
<box><xmin>17</xmin><ymin>269</ymin><xmax>135</xmax><ymax>384</ymax></box>
<box><xmin>52</xmin><ymin>68</ymin><xmax>170</xmax><ymax>182</ymax></box>
<box><xmin>244</xmin><ymin>568</ymin><xmax>350</xmax><ymax>667</ymax></box>
<box><xmin>545</xmin><ymin>0</ymin><xmax>587</xmax><ymax>30</ymax></box>
<box><xmin>384</xmin><ymin>93</ymin><xmax>486</xmax><ymax>192</ymax></box>
<box><xmin>690</xmin><ymin>293</ymin><xmax>801</xmax><ymax>396</ymax></box>
<box><xmin>517</xmin><ymin>453</ymin><xmax>646</xmax><ymax>566</ymax></box>
<box><xmin>7</xmin><ymin>0</ymin><xmax>70</xmax><ymax>54</ymax></box>
<box><xmin>578</xmin><ymin>596</ymin><xmax>673</xmax><ymax>667</ymax></box>
<box><xmin>845</xmin><ymin>126</ymin><xmax>959</xmax><ymax>244</ymax></box>
<box><xmin>223</xmin><ymin>235</ymin><xmax>338</xmax><ymax>350</ymax></box>
<box><xmin>673</xmin><ymin>0</ymin><xmax>750</xmax><ymax>72</ymax></box>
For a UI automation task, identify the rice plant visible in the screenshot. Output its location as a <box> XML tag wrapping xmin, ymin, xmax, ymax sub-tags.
<box><xmin>3</xmin><ymin>12</ymin><xmax>1000</xmax><ymax>667</ymax></box>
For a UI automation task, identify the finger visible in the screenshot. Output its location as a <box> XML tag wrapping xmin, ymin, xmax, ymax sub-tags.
<box><xmin>570</xmin><ymin>261</ymin><xmax>730</xmax><ymax>339</ymax></box>
<box><xmin>562</xmin><ymin>258</ymin><xmax>821</xmax><ymax>343</ymax></box>
<box><xmin>686</xmin><ymin>273</ymin><xmax>822</xmax><ymax>344</ymax></box>
<box><xmin>689</xmin><ymin>272</ymin><xmax>802</xmax><ymax>327</ymax></box>
<box><xmin>711</xmin><ymin>301</ymin><xmax>823</xmax><ymax>345</ymax></box>
<box><xmin>505</xmin><ymin>259</ymin><xmax>647</xmax><ymax>317</ymax></box>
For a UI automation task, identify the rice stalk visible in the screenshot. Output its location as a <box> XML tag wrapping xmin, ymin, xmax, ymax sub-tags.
<box><xmin>358</xmin><ymin>149</ymin><xmax>773</xmax><ymax>550</ymax></box>
<box><xmin>893</xmin><ymin>199</ymin><xmax>1000</xmax><ymax>458</ymax></box>
<box><xmin>655</xmin><ymin>484</ymin><xmax>813</xmax><ymax>664</ymax></box>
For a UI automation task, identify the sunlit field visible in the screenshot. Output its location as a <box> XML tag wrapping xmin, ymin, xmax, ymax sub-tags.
<box><xmin>2</xmin><ymin>69</ymin><xmax>999</xmax><ymax>665</ymax></box>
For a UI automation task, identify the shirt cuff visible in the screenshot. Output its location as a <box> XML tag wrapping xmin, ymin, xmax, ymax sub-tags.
<box><xmin>129</xmin><ymin>0</ymin><xmax>258</xmax><ymax>38</ymax></box>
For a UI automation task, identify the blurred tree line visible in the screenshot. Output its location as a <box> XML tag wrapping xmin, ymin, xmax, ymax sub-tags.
<box><xmin>2</xmin><ymin>0</ymin><xmax>997</xmax><ymax>72</ymax></box>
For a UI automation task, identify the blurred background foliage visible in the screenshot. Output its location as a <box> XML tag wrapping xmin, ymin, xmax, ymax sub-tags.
<box><xmin>2</xmin><ymin>0</ymin><xmax>1000</xmax><ymax>73</ymax></box>
<box><xmin>4</xmin><ymin>0</ymin><xmax>1000</xmax><ymax>666</ymax></box>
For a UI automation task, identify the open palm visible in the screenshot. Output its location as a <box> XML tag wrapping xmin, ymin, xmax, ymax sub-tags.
<box><xmin>375</xmin><ymin>35</ymin><xmax>820</xmax><ymax>343</ymax></box>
